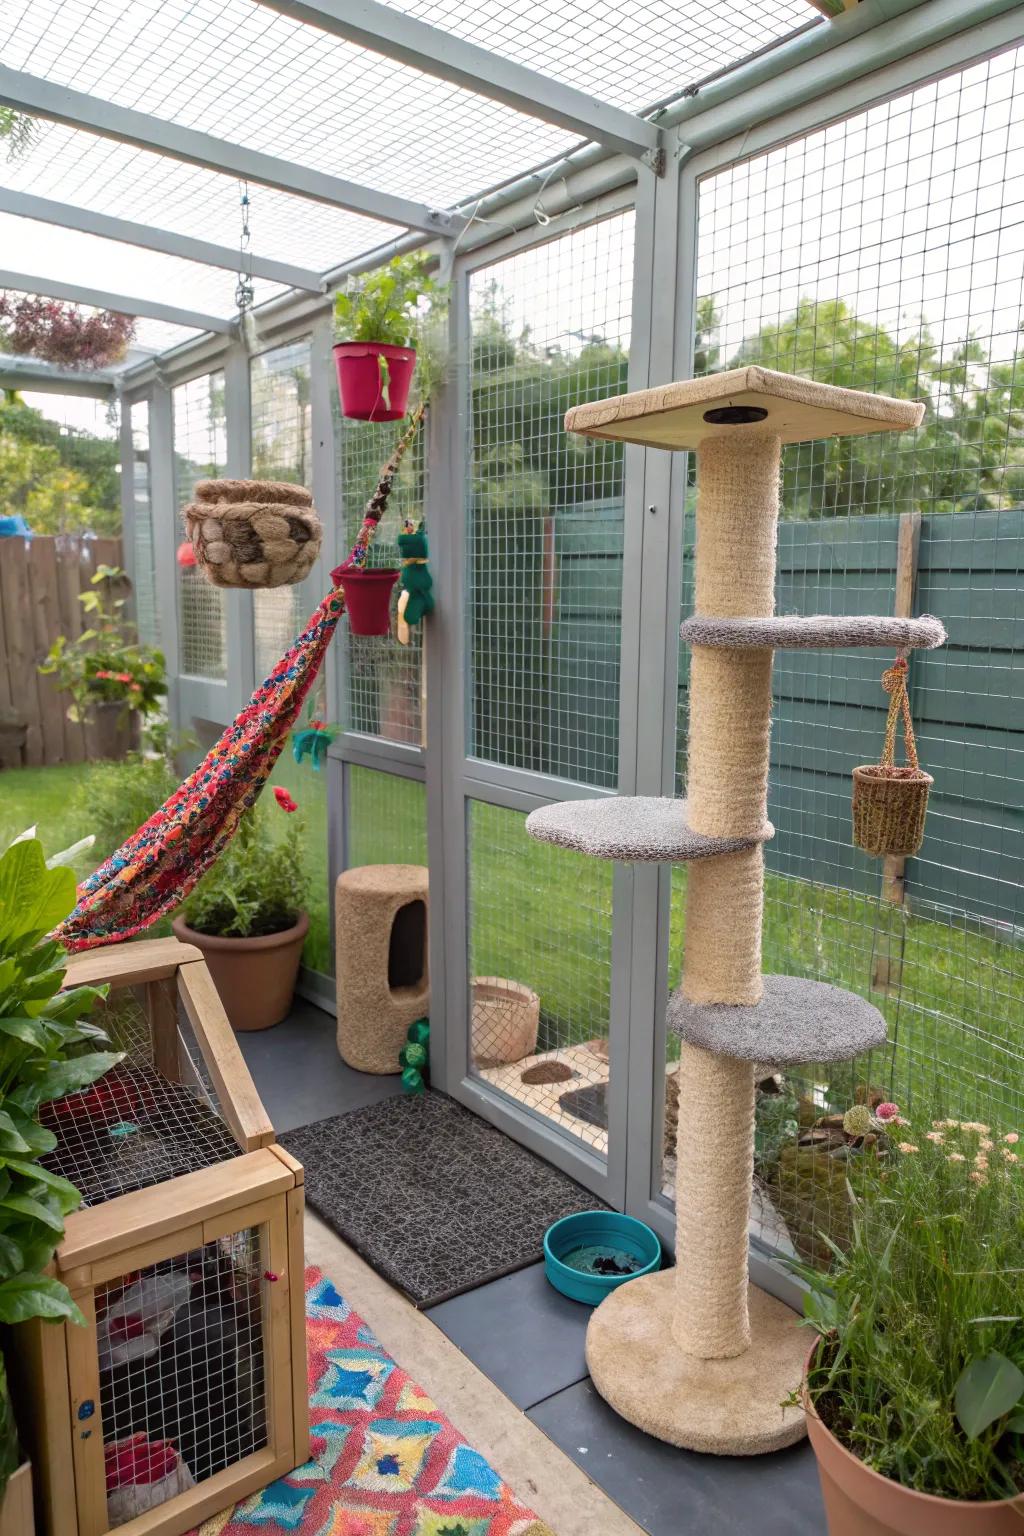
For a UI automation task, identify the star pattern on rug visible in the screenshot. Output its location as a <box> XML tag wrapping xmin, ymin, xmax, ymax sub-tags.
<box><xmin>193</xmin><ymin>1267</ymin><xmax>552</xmax><ymax>1536</ymax></box>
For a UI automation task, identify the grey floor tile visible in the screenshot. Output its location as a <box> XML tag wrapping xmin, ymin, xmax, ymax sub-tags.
<box><xmin>527</xmin><ymin>1378</ymin><xmax>824</xmax><ymax>1536</ymax></box>
<box><xmin>237</xmin><ymin>997</ymin><xmax>402</xmax><ymax>1133</ymax></box>
<box><xmin>426</xmin><ymin>1261</ymin><xmax>590</xmax><ymax>1409</ymax></box>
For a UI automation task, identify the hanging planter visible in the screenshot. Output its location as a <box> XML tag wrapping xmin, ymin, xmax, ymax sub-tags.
<box><xmin>183</xmin><ymin>479</ymin><xmax>322</xmax><ymax>589</ymax></box>
<box><xmin>334</xmin><ymin>566</ymin><xmax>399</xmax><ymax>635</ymax></box>
<box><xmin>332</xmin><ymin>253</ymin><xmax>445</xmax><ymax>422</ymax></box>
<box><xmin>333</xmin><ymin>341</ymin><xmax>417</xmax><ymax>422</ymax></box>
<box><xmin>852</xmin><ymin>655</ymin><xmax>933</xmax><ymax>857</ymax></box>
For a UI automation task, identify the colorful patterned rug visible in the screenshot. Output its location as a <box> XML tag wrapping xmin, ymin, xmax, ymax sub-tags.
<box><xmin>194</xmin><ymin>1268</ymin><xmax>554</xmax><ymax>1536</ymax></box>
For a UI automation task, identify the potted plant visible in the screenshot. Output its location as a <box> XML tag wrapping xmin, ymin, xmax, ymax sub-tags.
<box><xmin>39</xmin><ymin>565</ymin><xmax>166</xmax><ymax>759</ymax></box>
<box><xmin>0</xmin><ymin>835</ymin><xmax>122</xmax><ymax>1533</ymax></box>
<box><xmin>332</xmin><ymin>253</ymin><xmax>442</xmax><ymax>422</ymax></box>
<box><xmin>792</xmin><ymin>1111</ymin><xmax>1024</xmax><ymax>1533</ymax></box>
<box><xmin>172</xmin><ymin>789</ymin><xmax>309</xmax><ymax>1031</ymax></box>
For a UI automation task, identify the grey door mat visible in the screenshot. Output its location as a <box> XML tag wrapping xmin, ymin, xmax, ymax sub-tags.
<box><xmin>281</xmin><ymin>1091</ymin><xmax>606</xmax><ymax>1307</ymax></box>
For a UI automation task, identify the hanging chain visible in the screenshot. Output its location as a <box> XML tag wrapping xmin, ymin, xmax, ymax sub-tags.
<box><xmin>235</xmin><ymin>179</ymin><xmax>255</xmax><ymax>314</ymax></box>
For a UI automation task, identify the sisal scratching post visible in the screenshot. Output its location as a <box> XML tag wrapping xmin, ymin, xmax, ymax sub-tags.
<box><xmin>543</xmin><ymin>369</ymin><xmax>932</xmax><ymax>1456</ymax></box>
<box><xmin>335</xmin><ymin>864</ymin><xmax>429</xmax><ymax>1074</ymax></box>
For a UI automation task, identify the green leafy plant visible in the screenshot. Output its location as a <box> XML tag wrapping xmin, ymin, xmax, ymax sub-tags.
<box><xmin>0</xmin><ymin>109</ymin><xmax>37</xmax><ymax>162</ymax></box>
<box><xmin>39</xmin><ymin>564</ymin><xmax>166</xmax><ymax>725</ymax></box>
<box><xmin>183</xmin><ymin>791</ymin><xmax>308</xmax><ymax>939</ymax></box>
<box><xmin>792</xmin><ymin>1114</ymin><xmax>1024</xmax><ymax>1501</ymax></box>
<box><xmin>0</xmin><ymin>836</ymin><xmax>122</xmax><ymax>1493</ymax></box>
<box><xmin>69</xmin><ymin>751</ymin><xmax>179</xmax><ymax>867</ymax></box>
<box><xmin>333</xmin><ymin>254</ymin><xmax>442</xmax><ymax>348</ymax></box>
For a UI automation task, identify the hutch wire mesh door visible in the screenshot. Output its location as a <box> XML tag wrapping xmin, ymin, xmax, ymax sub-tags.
<box><xmin>11</xmin><ymin>939</ymin><xmax>308</xmax><ymax>1536</ymax></box>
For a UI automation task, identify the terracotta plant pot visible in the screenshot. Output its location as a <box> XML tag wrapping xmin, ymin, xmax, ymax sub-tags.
<box><xmin>333</xmin><ymin>341</ymin><xmax>416</xmax><ymax>421</ymax></box>
<box><xmin>92</xmin><ymin>702</ymin><xmax>141</xmax><ymax>761</ymax></box>
<box><xmin>804</xmin><ymin>1346</ymin><xmax>1023</xmax><ymax>1535</ymax></box>
<box><xmin>336</xmin><ymin>567</ymin><xmax>399</xmax><ymax>636</ymax></box>
<box><xmin>172</xmin><ymin>912</ymin><xmax>308</xmax><ymax>1031</ymax></box>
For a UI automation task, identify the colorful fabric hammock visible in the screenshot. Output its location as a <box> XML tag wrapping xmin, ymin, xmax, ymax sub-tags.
<box><xmin>54</xmin><ymin>411</ymin><xmax>424</xmax><ymax>953</ymax></box>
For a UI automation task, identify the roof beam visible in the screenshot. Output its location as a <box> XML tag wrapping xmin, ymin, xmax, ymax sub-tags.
<box><xmin>258</xmin><ymin>0</ymin><xmax>662</xmax><ymax>165</ymax></box>
<box><xmin>0</xmin><ymin>189</ymin><xmax>325</xmax><ymax>292</ymax></box>
<box><xmin>0</xmin><ymin>355</ymin><xmax>117</xmax><ymax>398</ymax></box>
<box><xmin>0</xmin><ymin>269</ymin><xmax>233</xmax><ymax>335</ymax></box>
<box><xmin>0</xmin><ymin>66</ymin><xmax>455</xmax><ymax>234</ymax></box>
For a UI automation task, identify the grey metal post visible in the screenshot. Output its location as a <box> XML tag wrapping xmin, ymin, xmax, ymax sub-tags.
<box><xmin>148</xmin><ymin>380</ymin><xmax>181</xmax><ymax>734</ymax></box>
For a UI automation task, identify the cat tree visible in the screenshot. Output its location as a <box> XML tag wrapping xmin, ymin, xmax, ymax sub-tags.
<box><xmin>526</xmin><ymin>367</ymin><xmax>946</xmax><ymax>1454</ymax></box>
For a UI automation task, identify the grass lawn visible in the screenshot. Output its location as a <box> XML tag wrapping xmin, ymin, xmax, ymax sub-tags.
<box><xmin>5</xmin><ymin>760</ymin><xmax>1022</xmax><ymax>1130</ymax></box>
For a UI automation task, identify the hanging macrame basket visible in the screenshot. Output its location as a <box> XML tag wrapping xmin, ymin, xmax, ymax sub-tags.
<box><xmin>183</xmin><ymin>479</ymin><xmax>322</xmax><ymax>589</ymax></box>
<box><xmin>852</xmin><ymin>655</ymin><xmax>933</xmax><ymax>858</ymax></box>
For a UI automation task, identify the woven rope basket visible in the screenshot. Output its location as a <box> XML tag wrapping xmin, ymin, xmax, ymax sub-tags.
<box><xmin>851</xmin><ymin>656</ymin><xmax>933</xmax><ymax>857</ymax></box>
<box><xmin>183</xmin><ymin>479</ymin><xmax>322</xmax><ymax>589</ymax></box>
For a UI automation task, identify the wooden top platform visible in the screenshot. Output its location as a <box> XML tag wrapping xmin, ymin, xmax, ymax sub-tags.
<box><xmin>565</xmin><ymin>366</ymin><xmax>925</xmax><ymax>450</ymax></box>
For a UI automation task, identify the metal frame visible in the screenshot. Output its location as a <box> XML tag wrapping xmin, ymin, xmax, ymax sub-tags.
<box><xmin>0</xmin><ymin>67</ymin><xmax>458</xmax><ymax>234</ymax></box>
<box><xmin>258</xmin><ymin>0</ymin><xmax>663</xmax><ymax>166</ymax></box>
<box><xmin>0</xmin><ymin>268</ymin><xmax>232</xmax><ymax>335</ymax></box>
<box><xmin>91</xmin><ymin>2</ymin><xmax>1024</xmax><ymax>1292</ymax></box>
<box><xmin>0</xmin><ymin>189</ymin><xmax>324</xmax><ymax>293</ymax></box>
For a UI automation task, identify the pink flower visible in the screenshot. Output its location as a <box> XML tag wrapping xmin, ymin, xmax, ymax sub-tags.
<box><xmin>897</xmin><ymin>1142</ymin><xmax>919</xmax><ymax>1154</ymax></box>
<box><xmin>273</xmin><ymin>786</ymin><xmax>298</xmax><ymax>813</ymax></box>
<box><xmin>116</xmin><ymin>672</ymin><xmax>133</xmax><ymax>684</ymax></box>
<box><xmin>947</xmin><ymin>1152</ymin><xmax>966</xmax><ymax>1163</ymax></box>
<box><xmin>1004</xmin><ymin>1133</ymin><xmax>1019</xmax><ymax>1145</ymax></box>
<box><xmin>925</xmin><ymin>1130</ymin><xmax>944</xmax><ymax>1144</ymax></box>
<box><xmin>875</xmin><ymin>1102</ymin><xmax>900</xmax><ymax>1123</ymax></box>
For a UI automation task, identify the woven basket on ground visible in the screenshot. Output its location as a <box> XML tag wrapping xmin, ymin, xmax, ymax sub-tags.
<box><xmin>183</xmin><ymin>479</ymin><xmax>322</xmax><ymax>589</ymax></box>
<box><xmin>852</xmin><ymin>655</ymin><xmax>933</xmax><ymax>857</ymax></box>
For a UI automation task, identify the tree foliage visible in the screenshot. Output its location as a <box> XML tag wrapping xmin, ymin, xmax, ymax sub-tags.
<box><xmin>0</xmin><ymin>393</ymin><xmax>121</xmax><ymax>535</ymax></box>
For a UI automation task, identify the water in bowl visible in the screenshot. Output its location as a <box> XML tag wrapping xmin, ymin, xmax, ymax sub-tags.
<box><xmin>561</xmin><ymin>1244</ymin><xmax>641</xmax><ymax>1277</ymax></box>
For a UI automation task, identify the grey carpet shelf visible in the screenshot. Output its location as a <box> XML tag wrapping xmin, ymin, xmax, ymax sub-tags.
<box><xmin>525</xmin><ymin>797</ymin><xmax>773</xmax><ymax>863</ymax></box>
<box><xmin>679</xmin><ymin>614</ymin><xmax>946</xmax><ymax>651</ymax></box>
<box><xmin>667</xmin><ymin>974</ymin><xmax>888</xmax><ymax>1065</ymax></box>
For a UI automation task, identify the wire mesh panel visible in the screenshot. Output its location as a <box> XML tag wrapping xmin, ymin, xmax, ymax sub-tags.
<box><xmin>338</xmin><ymin>413</ymin><xmax>425</xmax><ymax>744</ymax></box>
<box><xmin>664</xmin><ymin>45</ymin><xmax>1024</xmax><ymax>1263</ymax></box>
<box><xmin>41</xmin><ymin>990</ymin><xmax>241</xmax><ymax>1207</ymax></box>
<box><xmin>129</xmin><ymin>400</ymin><xmax>159</xmax><ymax>649</ymax></box>
<box><xmin>251</xmin><ymin>340</ymin><xmax>314</xmax><ymax>683</ymax></box>
<box><xmin>97</xmin><ymin>1225</ymin><xmax>268</xmax><ymax>1526</ymax></box>
<box><xmin>467</xmin><ymin>800</ymin><xmax>613</xmax><ymax>1156</ymax></box>
<box><xmin>174</xmin><ymin>373</ymin><xmax>228</xmax><ymax>680</ymax></box>
<box><xmin>346</xmin><ymin>766</ymin><xmax>428</xmax><ymax>869</ymax></box>
<box><xmin>467</xmin><ymin>211</ymin><xmax>634</xmax><ymax>787</ymax></box>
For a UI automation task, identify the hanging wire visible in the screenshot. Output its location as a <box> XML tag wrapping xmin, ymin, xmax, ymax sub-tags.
<box><xmin>235</xmin><ymin>178</ymin><xmax>255</xmax><ymax>316</ymax></box>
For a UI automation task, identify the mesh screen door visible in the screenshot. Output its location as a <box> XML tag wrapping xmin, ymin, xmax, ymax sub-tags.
<box><xmin>460</xmin><ymin>210</ymin><xmax>634</xmax><ymax>1179</ymax></box>
<box><xmin>661</xmin><ymin>41</ymin><xmax>1024</xmax><ymax>1271</ymax></box>
<box><xmin>173</xmin><ymin>372</ymin><xmax>228</xmax><ymax>681</ymax></box>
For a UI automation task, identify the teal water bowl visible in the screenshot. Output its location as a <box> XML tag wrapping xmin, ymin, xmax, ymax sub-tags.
<box><xmin>544</xmin><ymin>1211</ymin><xmax>661</xmax><ymax>1305</ymax></box>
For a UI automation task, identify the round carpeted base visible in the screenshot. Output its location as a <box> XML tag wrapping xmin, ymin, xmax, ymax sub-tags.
<box><xmin>666</xmin><ymin>973</ymin><xmax>888</xmax><ymax>1064</ymax></box>
<box><xmin>679</xmin><ymin>613</ymin><xmax>947</xmax><ymax>651</ymax></box>
<box><xmin>525</xmin><ymin>797</ymin><xmax>773</xmax><ymax>863</ymax></box>
<box><xmin>586</xmin><ymin>1272</ymin><xmax>808</xmax><ymax>1456</ymax></box>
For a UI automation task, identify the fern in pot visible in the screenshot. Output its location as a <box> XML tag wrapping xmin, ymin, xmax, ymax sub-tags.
<box><xmin>792</xmin><ymin>1108</ymin><xmax>1024</xmax><ymax>1534</ymax></box>
<box><xmin>172</xmin><ymin>790</ymin><xmax>308</xmax><ymax>1032</ymax></box>
<box><xmin>0</xmin><ymin>836</ymin><xmax>121</xmax><ymax>1515</ymax></box>
<box><xmin>332</xmin><ymin>253</ymin><xmax>444</xmax><ymax>422</ymax></box>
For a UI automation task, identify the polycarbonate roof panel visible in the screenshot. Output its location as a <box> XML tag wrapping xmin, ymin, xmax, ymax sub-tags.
<box><xmin>0</xmin><ymin>0</ymin><xmax>581</xmax><ymax>211</ymax></box>
<box><xmin>385</xmin><ymin>0</ymin><xmax>818</xmax><ymax>110</ymax></box>
<box><xmin>0</xmin><ymin>120</ymin><xmax>404</xmax><ymax>276</ymax></box>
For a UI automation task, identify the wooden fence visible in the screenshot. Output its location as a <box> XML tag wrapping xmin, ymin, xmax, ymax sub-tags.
<box><xmin>0</xmin><ymin>535</ymin><xmax>123</xmax><ymax>768</ymax></box>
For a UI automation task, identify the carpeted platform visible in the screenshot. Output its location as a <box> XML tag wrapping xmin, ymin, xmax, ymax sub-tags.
<box><xmin>282</xmin><ymin>1093</ymin><xmax>605</xmax><ymax>1307</ymax></box>
<box><xmin>195</xmin><ymin>1267</ymin><xmax>553</xmax><ymax>1535</ymax></box>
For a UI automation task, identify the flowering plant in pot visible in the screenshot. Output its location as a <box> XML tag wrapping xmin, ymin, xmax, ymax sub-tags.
<box><xmin>172</xmin><ymin>789</ymin><xmax>309</xmax><ymax>1032</ymax></box>
<box><xmin>0</xmin><ymin>835</ymin><xmax>121</xmax><ymax>1518</ymax></box>
<box><xmin>332</xmin><ymin>253</ymin><xmax>444</xmax><ymax>421</ymax></box>
<box><xmin>0</xmin><ymin>293</ymin><xmax>135</xmax><ymax>370</ymax></box>
<box><xmin>39</xmin><ymin>564</ymin><xmax>166</xmax><ymax>758</ymax></box>
<box><xmin>790</xmin><ymin>1111</ymin><xmax>1024</xmax><ymax>1534</ymax></box>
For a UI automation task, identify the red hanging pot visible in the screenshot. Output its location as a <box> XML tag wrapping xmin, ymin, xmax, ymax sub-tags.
<box><xmin>335</xmin><ymin>566</ymin><xmax>399</xmax><ymax>636</ymax></box>
<box><xmin>333</xmin><ymin>341</ymin><xmax>416</xmax><ymax>422</ymax></box>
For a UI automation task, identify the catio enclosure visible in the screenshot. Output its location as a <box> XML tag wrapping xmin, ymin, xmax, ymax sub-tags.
<box><xmin>0</xmin><ymin>0</ymin><xmax>1023</xmax><ymax>1305</ymax></box>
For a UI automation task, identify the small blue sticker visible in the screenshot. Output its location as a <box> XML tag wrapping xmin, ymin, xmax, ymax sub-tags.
<box><xmin>77</xmin><ymin>1401</ymin><xmax>95</xmax><ymax>1420</ymax></box>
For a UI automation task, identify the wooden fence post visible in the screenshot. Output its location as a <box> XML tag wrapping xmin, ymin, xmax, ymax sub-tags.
<box><xmin>872</xmin><ymin>510</ymin><xmax>922</xmax><ymax>993</ymax></box>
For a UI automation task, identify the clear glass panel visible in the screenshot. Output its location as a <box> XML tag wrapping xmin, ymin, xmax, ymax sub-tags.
<box><xmin>664</xmin><ymin>46</ymin><xmax>1024</xmax><ymax>1263</ymax></box>
<box><xmin>467</xmin><ymin>210</ymin><xmax>634</xmax><ymax>788</ymax></box>
<box><xmin>338</xmin><ymin>413</ymin><xmax>425</xmax><ymax>745</ymax></box>
<box><xmin>467</xmin><ymin>799</ymin><xmax>613</xmax><ymax>1158</ymax></box>
<box><xmin>346</xmin><ymin>765</ymin><xmax>428</xmax><ymax>868</ymax></box>
<box><xmin>250</xmin><ymin>339</ymin><xmax>314</xmax><ymax>682</ymax></box>
<box><xmin>173</xmin><ymin>372</ymin><xmax>228</xmax><ymax>681</ymax></box>
<box><xmin>129</xmin><ymin>400</ymin><xmax>158</xmax><ymax>647</ymax></box>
